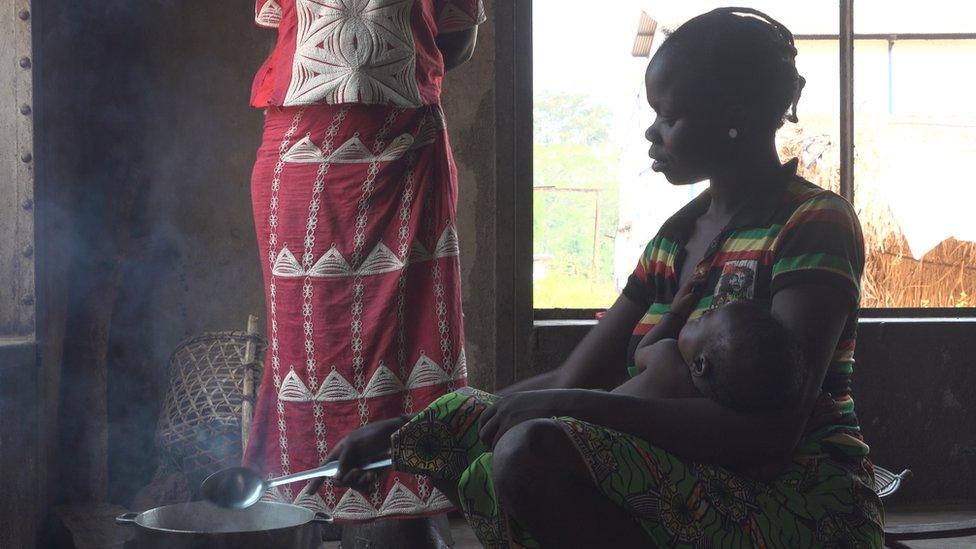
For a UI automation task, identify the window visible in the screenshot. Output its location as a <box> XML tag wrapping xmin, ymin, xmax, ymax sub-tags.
<box><xmin>531</xmin><ymin>0</ymin><xmax>976</xmax><ymax>312</ymax></box>
<box><xmin>531</xmin><ymin>1</ymin><xmax>651</xmax><ymax>310</ymax></box>
<box><xmin>851</xmin><ymin>2</ymin><xmax>976</xmax><ymax>307</ymax></box>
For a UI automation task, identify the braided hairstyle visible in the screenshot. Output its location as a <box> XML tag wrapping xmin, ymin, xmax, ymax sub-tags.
<box><xmin>655</xmin><ymin>7</ymin><xmax>806</xmax><ymax>132</ymax></box>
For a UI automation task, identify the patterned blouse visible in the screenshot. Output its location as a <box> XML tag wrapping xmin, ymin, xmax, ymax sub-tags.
<box><xmin>251</xmin><ymin>0</ymin><xmax>486</xmax><ymax>108</ymax></box>
<box><xmin>623</xmin><ymin>169</ymin><xmax>871</xmax><ymax>461</ymax></box>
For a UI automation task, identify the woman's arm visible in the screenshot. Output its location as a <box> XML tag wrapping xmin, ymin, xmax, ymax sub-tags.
<box><xmin>437</xmin><ymin>27</ymin><xmax>478</xmax><ymax>70</ymax></box>
<box><xmin>498</xmin><ymin>293</ymin><xmax>644</xmax><ymax>395</ymax></box>
<box><xmin>482</xmin><ymin>282</ymin><xmax>849</xmax><ymax>467</ymax></box>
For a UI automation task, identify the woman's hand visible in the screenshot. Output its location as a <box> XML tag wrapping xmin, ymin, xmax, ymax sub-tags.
<box><xmin>669</xmin><ymin>277</ymin><xmax>703</xmax><ymax>320</ymax></box>
<box><xmin>301</xmin><ymin>416</ymin><xmax>407</xmax><ymax>495</ymax></box>
<box><xmin>478</xmin><ymin>390</ymin><xmax>576</xmax><ymax>449</ymax></box>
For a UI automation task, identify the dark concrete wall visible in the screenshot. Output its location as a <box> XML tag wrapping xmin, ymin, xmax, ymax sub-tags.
<box><xmin>0</xmin><ymin>341</ymin><xmax>40</xmax><ymax>548</ymax></box>
<box><xmin>853</xmin><ymin>320</ymin><xmax>976</xmax><ymax>505</ymax></box>
<box><xmin>531</xmin><ymin>319</ymin><xmax>976</xmax><ymax>504</ymax></box>
<box><xmin>0</xmin><ymin>0</ymin><xmax>39</xmax><ymax>546</ymax></box>
<box><xmin>444</xmin><ymin>10</ymin><xmax>498</xmax><ymax>391</ymax></box>
<box><xmin>93</xmin><ymin>1</ymin><xmax>270</xmax><ymax>503</ymax></box>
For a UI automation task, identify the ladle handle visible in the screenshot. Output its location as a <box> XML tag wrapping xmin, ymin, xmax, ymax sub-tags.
<box><xmin>267</xmin><ymin>458</ymin><xmax>393</xmax><ymax>488</ymax></box>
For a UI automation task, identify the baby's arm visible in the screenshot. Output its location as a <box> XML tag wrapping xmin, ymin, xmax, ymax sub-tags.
<box><xmin>615</xmin><ymin>339</ymin><xmax>701</xmax><ymax>399</ymax></box>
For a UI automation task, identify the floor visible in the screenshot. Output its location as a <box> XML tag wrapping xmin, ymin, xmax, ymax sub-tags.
<box><xmin>323</xmin><ymin>515</ymin><xmax>479</xmax><ymax>548</ymax></box>
<box><xmin>883</xmin><ymin>505</ymin><xmax>976</xmax><ymax>548</ymax></box>
<box><xmin>323</xmin><ymin>508</ymin><xmax>976</xmax><ymax>549</ymax></box>
<box><xmin>55</xmin><ymin>503</ymin><xmax>976</xmax><ymax>548</ymax></box>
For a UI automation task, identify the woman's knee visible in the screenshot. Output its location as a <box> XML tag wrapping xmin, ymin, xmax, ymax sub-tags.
<box><xmin>491</xmin><ymin>419</ymin><xmax>572</xmax><ymax>503</ymax></box>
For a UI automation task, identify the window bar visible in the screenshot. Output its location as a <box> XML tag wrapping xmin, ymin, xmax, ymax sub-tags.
<box><xmin>496</xmin><ymin>0</ymin><xmax>534</xmax><ymax>385</ymax></box>
<box><xmin>839</xmin><ymin>0</ymin><xmax>854</xmax><ymax>203</ymax></box>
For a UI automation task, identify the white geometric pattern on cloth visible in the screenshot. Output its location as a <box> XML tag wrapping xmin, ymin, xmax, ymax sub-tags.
<box><xmin>272</xmin><ymin>242</ymin><xmax>399</xmax><ymax>278</ymax></box>
<box><xmin>272</xmin><ymin>225</ymin><xmax>459</xmax><ymax>278</ymax></box>
<box><xmin>453</xmin><ymin>347</ymin><xmax>468</xmax><ymax>381</ymax></box>
<box><xmin>395</xmin><ymin>153</ymin><xmax>420</xmax><ymax>414</ymax></box>
<box><xmin>319</xmin><ymin>368</ymin><xmax>360</xmax><ymax>400</ymax></box>
<box><xmin>309</xmin><ymin>246</ymin><xmax>355</xmax><ymax>277</ymax></box>
<box><xmin>266</xmin><ymin>108</ymin><xmax>309</xmax><ymax>499</ymax></box>
<box><xmin>350</xmin><ymin>109</ymin><xmax>404</xmax><ymax>435</ymax></box>
<box><xmin>255</xmin><ymin>0</ymin><xmax>283</xmax><ymax>28</ymax></box>
<box><xmin>260</xmin><ymin>484</ymin><xmax>287</xmax><ymax>504</ymax></box>
<box><xmin>433</xmin><ymin>225</ymin><xmax>460</xmax><ymax>258</ymax></box>
<box><xmin>282</xmin><ymin>110</ymin><xmax>443</xmax><ymax>164</ymax></box>
<box><xmin>405</xmin><ymin>353</ymin><xmax>450</xmax><ymax>388</ymax></box>
<box><xmin>261</xmin><ymin>446</ymin><xmax>453</xmax><ymax>520</ymax></box>
<box><xmin>408</xmin><ymin>224</ymin><xmax>460</xmax><ymax>264</ymax></box>
<box><xmin>430</xmin><ymin>225</ymin><xmax>456</xmax><ymax>392</ymax></box>
<box><xmin>300</xmin><ymin>107</ymin><xmax>349</xmax><ymax>475</ymax></box>
<box><xmin>277</xmin><ymin>351</ymin><xmax>465</xmax><ymax>403</ymax></box>
<box><xmin>286</xmin><ymin>483</ymin><xmax>454</xmax><ymax>521</ymax></box>
<box><xmin>284</xmin><ymin>474</ymin><xmax>456</xmax><ymax>519</ymax></box>
<box><xmin>436</xmin><ymin>0</ymin><xmax>487</xmax><ymax>33</ymax></box>
<box><xmin>378</xmin><ymin>479</ymin><xmax>423</xmax><ymax>514</ymax></box>
<box><xmin>283</xmin><ymin>134</ymin><xmax>412</xmax><ymax>164</ymax></box>
<box><xmin>317</xmin><ymin>483</ymin><xmax>453</xmax><ymax>519</ymax></box>
<box><xmin>357</xmin><ymin>242</ymin><xmax>405</xmax><ymax>275</ymax></box>
<box><xmin>285</xmin><ymin>0</ymin><xmax>422</xmax><ymax>107</ymax></box>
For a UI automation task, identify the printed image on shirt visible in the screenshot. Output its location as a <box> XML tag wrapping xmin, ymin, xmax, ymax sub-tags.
<box><xmin>712</xmin><ymin>259</ymin><xmax>757</xmax><ymax>307</ymax></box>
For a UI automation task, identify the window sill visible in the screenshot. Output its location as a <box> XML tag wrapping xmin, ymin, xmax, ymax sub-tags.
<box><xmin>0</xmin><ymin>335</ymin><xmax>34</xmax><ymax>348</ymax></box>
<box><xmin>534</xmin><ymin>319</ymin><xmax>597</xmax><ymax>328</ymax></box>
<box><xmin>534</xmin><ymin>316</ymin><xmax>976</xmax><ymax>329</ymax></box>
<box><xmin>0</xmin><ymin>337</ymin><xmax>35</xmax><ymax>371</ymax></box>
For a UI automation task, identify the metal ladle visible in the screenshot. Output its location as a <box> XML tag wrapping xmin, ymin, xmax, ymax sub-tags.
<box><xmin>201</xmin><ymin>457</ymin><xmax>394</xmax><ymax>509</ymax></box>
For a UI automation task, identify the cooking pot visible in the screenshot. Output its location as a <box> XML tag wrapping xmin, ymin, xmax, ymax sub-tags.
<box><xmin>116</xmin><ymin>501</ymin><xmax>331</xmax><ymax>549</ymax></box>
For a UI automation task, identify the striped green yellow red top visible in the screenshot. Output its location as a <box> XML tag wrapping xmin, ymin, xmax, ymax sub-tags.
<box><xmin>623</xmin><ymin>172</ymin><xmax>869</xmax><ymax>459</ymax></box>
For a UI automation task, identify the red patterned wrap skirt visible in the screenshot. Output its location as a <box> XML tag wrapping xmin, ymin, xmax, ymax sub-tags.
<box><xmin>244</xmin><ymin>103</ymin><xmax>467</xmax><ymax>522</ymax></box>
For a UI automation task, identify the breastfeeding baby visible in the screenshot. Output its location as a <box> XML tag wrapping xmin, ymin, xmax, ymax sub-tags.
<box><xmin>614</xmin><ymin>279</ymin><xmax>805</xmax><ymax>415</ymax></box>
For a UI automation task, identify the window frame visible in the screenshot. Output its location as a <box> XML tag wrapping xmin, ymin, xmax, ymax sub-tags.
<box><xmin>0</xmin><ymin>0</ymin><xmax>36</xmax><ymax>341</ymax></box>
<box><xmin>496</xmin><ymin>0</ymin><xmax>535</xmax><ymax>384</ymax></box>
<box><xmin>527</xmin><ymin>0</ymin><xmax>976</xmax><ymax>320</ymax></box>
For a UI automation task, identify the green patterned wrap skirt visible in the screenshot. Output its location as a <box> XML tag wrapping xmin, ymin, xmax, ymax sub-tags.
<box><xmin>390</xmin><ymin>387</ymin><xmax>884</xmax><ymax>548</ymax></box>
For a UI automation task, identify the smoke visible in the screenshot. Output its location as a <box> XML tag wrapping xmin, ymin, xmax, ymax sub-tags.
<box><xmin>38</xmin><ymin>0</ymin><xmax>268</xmax><ymax>507</ymax></box>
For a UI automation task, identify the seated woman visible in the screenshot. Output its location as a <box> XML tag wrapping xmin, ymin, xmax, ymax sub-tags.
<box><xmin>309</xmin><ymin>8</ymin><xmax>883</xmax><ymax>547</ymax></box>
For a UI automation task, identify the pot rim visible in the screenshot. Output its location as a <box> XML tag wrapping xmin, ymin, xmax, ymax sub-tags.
<box><xmin>117</xmin><ymin>501</ymin><xmax>332</xmax><ymax>534</ymax></box>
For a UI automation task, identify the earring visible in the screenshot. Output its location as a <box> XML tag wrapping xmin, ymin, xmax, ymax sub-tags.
<box><xmin>728</xmin><ymin>128</ymin><xmax>738</xmax><ymax>139</ymax></box>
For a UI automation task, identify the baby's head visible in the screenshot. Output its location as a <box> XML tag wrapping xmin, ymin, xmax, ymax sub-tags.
<box><xmin>677</xmin><ymin>301</ymin><xmax>804</xmax><ymax>412</ymax></box>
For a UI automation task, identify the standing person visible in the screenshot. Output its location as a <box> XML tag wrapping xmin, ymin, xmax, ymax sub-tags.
<box><xmin>243</xmin><ymin>0</ymin><xmax>485</xmax><ymax>543</ymax></box>
<box><xmin>319</xmin><ymin>7</ymin><xmax>884</xmax><ymax>547</ymax></box>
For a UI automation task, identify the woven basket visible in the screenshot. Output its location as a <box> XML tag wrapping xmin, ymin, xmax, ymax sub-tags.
<box><xmin>156</xmin><ymin>330</ymin><xmax>266</xmax><ymax>490</ymax></box>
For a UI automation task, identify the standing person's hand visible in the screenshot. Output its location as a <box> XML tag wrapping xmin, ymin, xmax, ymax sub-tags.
<box><xmin>300</xmin><ymin>416</ymin><xmax>407</xmax><ymax>496</ymax></box>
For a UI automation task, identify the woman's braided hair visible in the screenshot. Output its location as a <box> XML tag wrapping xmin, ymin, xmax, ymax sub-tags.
<box><xmin>658</xmin><ymin>7</ymin><xmax>806</xmax><ymax>131</ymax></box>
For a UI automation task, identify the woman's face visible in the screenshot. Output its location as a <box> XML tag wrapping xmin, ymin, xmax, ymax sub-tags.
<box><xmin>644</xmin><ymin>51</ymin><xmax>727</xmax><ymax>185</ymax></box>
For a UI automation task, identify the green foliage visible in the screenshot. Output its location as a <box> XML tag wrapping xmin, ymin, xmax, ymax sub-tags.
<box><xmin>535</xmin><ymin>271</ymin><xmax>619</xmax><ymax>311</ymax></box>
<box><xmin>533</xmin><ymin>92</ymin><xmax>622</xmax><ymax>309</ymax></box>
<box><xmin>534</xmin><ymin>92</ymin><xmax>613</xmax><ymax>145</ymax></box>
